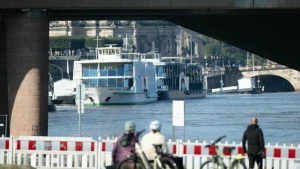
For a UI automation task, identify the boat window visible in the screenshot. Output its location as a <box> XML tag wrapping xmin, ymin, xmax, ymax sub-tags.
<box><xmin>103</xmin><ymin>49</ymin><xmax>116</xmax><ymax>55</ymax></box>
<box><xmin>100</xmin><ymin>64</ymin><xmax>108</xmax><ymax>76</ymax></box>
<box><xmin>107</xmin><ymin>64</ymin><xmax>117</xmax><ymax>76</ymax></box>
<box><xmin>156</xmin><ymin>66</ymin><xmax>163</xmax><ymax>76</ymax></box>
<box><xmin>124</xmin><ymin>63</ymin><xmax>133</xmax><ymax>76</ymax></box>
<box><xmin>124</xmin><ymin>78</ymin><xmax>133</xmax><ymax>89</ymax></box>
<box><xmin>117</xmin><ymin>64</ymin><xmax>124</xmax><ymax>76</ymax></box>
<box><xmin>82</xmin><ymin>64</ymin><xmax>90</xmax><ymax>77</ymax></box>
<box><xmin>145</xmin><ymin>54</ymin><xmax>154</xmax><ymax>59</ymax></box>
<box><xmin>110</xmin><ymin>49</ymin><xmax>115</xmax><ymax>55</ymax></box>
<box><xmin>82</xmin><ymin>64</ymin><xmax>98</xmax><ymax>77</ymax></box>
<box><xmin>98</xmin><ymin>50</ymin><xmax>102</xmax><ymax>55</ymax></box>
<box><xmin>108</xmin><ymin>78</ymin><xmax>117</xmax><ymax>87</ymax></box>
<box><xmin>116</xmin><ymin>49</ymin><xmax>120</xmax><ymax>54</ymax></box>
<box><xmin>117</xmin><ymin>78</ymin><xmax>123</xmax><ymax>87</ymax></box>
<box><xmin>98</xmin><ymin>79</ymin><xmax>108</xmax><ymax>87</ymax></box>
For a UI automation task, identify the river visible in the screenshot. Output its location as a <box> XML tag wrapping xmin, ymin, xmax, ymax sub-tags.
<box><xmin>48</xmin><ymin>92</ymin><xmax>300</xmax><ymax>145</ymax></box>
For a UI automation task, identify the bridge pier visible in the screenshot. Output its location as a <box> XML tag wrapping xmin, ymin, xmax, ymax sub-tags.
<box><xmin>2</xmin><ymin>10</ymin><xmax>49</xmax><ymax>136</ymax></box>
<box><xmin>0</xmin><ymin>14</ymin><xmax>9</xmax><ymax>136</ymax></box>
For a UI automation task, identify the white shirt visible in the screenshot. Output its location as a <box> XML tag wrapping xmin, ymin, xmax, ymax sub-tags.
<box><xmin>141</xmin><ymin>131</ymin><xmax>168</xmax><ymax>160</ymax></box>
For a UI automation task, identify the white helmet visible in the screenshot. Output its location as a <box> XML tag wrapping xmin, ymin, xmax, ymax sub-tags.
<box><xmin>149</xmin><ymin>120</ymin><xmax>161</xmax><ymax>131</ymax></box>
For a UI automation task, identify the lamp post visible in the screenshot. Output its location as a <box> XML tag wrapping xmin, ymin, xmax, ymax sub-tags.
<box><xmin>214</xmin><ymin>65</ymin><xmax>223</xmax><ymax>93</ymax></box>
<box><xmin>204</xmin><ymin>62</ymin><xmax>208</xmax><ymax>93</ymax></box>
<box><xmin>49</xmin><ymin>63</ymin><xmax>63</xmax><ymax>80</ymax></box>
<box><xmin>190</xmin><ymin>35</ymin><xmax>192</xmax><ymax>64</ymax></box>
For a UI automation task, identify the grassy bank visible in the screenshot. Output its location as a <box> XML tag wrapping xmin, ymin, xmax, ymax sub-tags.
<box><xmin>0</xmin><ymin>165</ymin><xmax>35</xmax><ymax>169</ymax></box>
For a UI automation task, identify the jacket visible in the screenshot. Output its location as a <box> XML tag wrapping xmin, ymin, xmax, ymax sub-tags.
<box><xmin>141</xmin><ymin>131</ymin><xmax>168</xmax><ymax>160</ymax></box>
<box><xmin>112</xmin><ymin>132</ymin><xmax>138</xmax><ymax>164</ymax></box>
<box><xmin>242</xmin><ymin>124</ymin><xmax>265</xmax><ymax>155</ymax></box>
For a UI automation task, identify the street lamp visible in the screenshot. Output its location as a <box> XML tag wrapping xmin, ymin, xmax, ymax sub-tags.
<box><xmin>49</xmin><ymin>63</ymin><xmax>63</xmax><ymax>80</ymax></box>
<box><xmin>204</xmin><ymin>62</ymin><xmax>209</xmax><ymax>93</ymax></box>
<box><xmin>190</xmin><ymin>35</ymin><xmax>192</xmax><ymax>64</ymax></box>
<box><xmin>214</xmin><ymin>65</ymin><xmax>223</xmax><ymax>93</ymax></box>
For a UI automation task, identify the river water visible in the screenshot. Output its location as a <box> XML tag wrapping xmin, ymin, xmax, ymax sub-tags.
<box><xmin>49</xmin><ymin>92</ymin><xmax>300</xmax><ymax>145</ymax></box>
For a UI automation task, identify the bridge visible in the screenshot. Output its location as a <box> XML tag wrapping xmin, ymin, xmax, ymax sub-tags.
<box><xmin>1</xmin><ymin>0</ymin><xmax>300</xmax><ymax>137</ymax></box>
<box><xmin>239</xmin><ymin>65</ymin><xmax>300</xmax><ymax>92</ymax></box>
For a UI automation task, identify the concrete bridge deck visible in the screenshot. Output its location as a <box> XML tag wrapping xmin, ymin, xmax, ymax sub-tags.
<box><xmin>1</xmin><ymin>0</ymin><xmax>300</xmax><ymax>9</ymax></box>
<box><xmin>1</xmin><ymin>0</ymin><xmax>300</xmax><ymax>138</ymax></box>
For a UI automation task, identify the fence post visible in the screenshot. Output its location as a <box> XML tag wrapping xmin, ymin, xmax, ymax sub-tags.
<box><xmin>97</xmin><ymin>137</ymin><xmax>102</xmax><ymax>169</ymax></box>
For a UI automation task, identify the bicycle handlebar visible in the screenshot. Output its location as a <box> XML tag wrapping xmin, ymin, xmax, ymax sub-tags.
<box><xmin>137</xmin><ymin>129</ymin><xmax>146</xmax><ymax>138</ymax></box>
<box><xmin>205</xmin><ymin>135</ymin><xmax>226</xmax><ymax>147</ymax></box>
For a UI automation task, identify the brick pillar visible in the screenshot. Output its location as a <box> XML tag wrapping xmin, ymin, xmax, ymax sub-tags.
<box><xmin>0</xmin><ymin>13</ymin><xmax>9</xmax><ymax>136</ymax></box>
<box><xmin>5</xmin><ymin>10</ymin><xmax>49</xmax><ymax>136</ymax></box>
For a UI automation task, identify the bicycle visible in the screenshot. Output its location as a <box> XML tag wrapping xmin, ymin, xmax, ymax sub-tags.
<box><xmin>200</xmin><ymin>135</ymin><xmax>246</xmax><ymax>169</ymax></box>
<box><xmin>116</xmin><ymin>129</ymin><xmax>178</xmax><ymax>169</ymax></box>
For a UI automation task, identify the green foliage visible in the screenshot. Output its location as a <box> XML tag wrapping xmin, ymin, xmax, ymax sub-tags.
<box><xmin>49</xmin><ymin>36</ymin><xmax>123</xmax><ymax>50</ymax></box>
<box><xmin>0</xmin><ymin>165</ymin><xmax>35</xmax><ymax>169</ymax></box>
<box><xmin>203</xmin><ymin>36</ymin><xmax>247</xmax><ymax>65</ymax></box>
<box><xmin>49</xmin><ymin>36</ymin><xmax>72</xmax><ymax>49</ymax></box>
<box><xmin>202</xmin><ymin>36</ymin><xmax>268</xmax><ymax>66</ymax></box>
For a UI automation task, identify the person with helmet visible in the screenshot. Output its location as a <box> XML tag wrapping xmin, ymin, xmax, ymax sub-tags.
<box><xmin>141</xmin><ymin>120</ymin><xmax>168</xmax><ymax>160</ymax></box>
<box><xmin>112</xmin><ymin>121</ymin><xmax>138</xmax><ymax>164</ymax></box>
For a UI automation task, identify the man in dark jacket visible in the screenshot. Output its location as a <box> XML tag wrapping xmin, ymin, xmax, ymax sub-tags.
<box><xmin>242</xmin><ymin>117</ymin><xmax>265</xmax><ymax>169</ymax></box>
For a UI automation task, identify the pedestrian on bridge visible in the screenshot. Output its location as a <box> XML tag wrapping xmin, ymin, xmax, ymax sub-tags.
<box><xmin>242</xmin><ymin>117</ymin><xmax>265</xmax><ymax>169</ymax></box>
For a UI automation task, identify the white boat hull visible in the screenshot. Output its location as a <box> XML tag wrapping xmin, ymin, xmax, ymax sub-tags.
<box><xmin>77</xmin><ymin>87</ymin><xmax>157</xmax><ymax>106</ymax></box>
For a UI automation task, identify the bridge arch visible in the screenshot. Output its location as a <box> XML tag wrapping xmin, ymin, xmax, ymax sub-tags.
<box><xmin>240</xmin><ymin>68</ymin><xmax>300</xmax><ymax>92</ymax></box>
<box><xmin>250</xmin><ymin>74</ymin><xmax>295</xmax><ymax>92</ymax></box>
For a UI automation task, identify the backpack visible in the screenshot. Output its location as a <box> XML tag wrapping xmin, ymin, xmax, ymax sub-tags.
<box><xmin>120</xmin><ymin>133</ymin><xmax>134</xmax><ymax>147</ymax></box>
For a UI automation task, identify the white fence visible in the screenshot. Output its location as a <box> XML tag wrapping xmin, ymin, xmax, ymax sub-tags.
<box><xmin>0</xmin><ymin>136</ymin><xmax>300</xmax><ymax>169</ymax></box>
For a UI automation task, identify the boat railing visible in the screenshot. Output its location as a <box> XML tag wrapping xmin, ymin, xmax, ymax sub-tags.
<box><xmin>157</xmin><ymin>85</ymin><xmax>168</xmax><ymax>91</ymax></box>
<box><xmin>121</xmin><ymin>52</ymin><xmax>160</xmax><ymax>61</ymax></box>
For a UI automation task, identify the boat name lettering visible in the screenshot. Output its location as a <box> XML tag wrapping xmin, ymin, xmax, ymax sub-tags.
<box><xmin>108</xmin><ymin>88</ymin><xmax>122</xmax><ymax>90</ymax></box>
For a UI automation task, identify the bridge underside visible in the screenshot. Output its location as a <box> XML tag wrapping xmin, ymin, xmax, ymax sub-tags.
<box><xmin>252</xmin><ymin>75</ymin><xmax>295</xmax><ymax>93</ymax></box>
<box><xmin>49</xmin><ymin>9</ymin><xmax>300</xmax><ymax>71</ymax></box>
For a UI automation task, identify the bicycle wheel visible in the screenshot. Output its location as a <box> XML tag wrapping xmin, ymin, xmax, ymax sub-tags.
<box><xmin>200</xmin><ymin>160</ymin><xmax>224</xmax><ymax>169</ymax></box>
<box><xmin>116</xmin><ymin>156</ymin><xmax>146</xmax><ymax>169</ymax></box>
<box><xmin>231</xmin><ymin>159</ymin><xmax>247</xmax><ymax>169</ymax></box>
<box><xmin>160</xmin><ymin>157</ymin><xmax>178</xmax><ymax>169</ymax></box>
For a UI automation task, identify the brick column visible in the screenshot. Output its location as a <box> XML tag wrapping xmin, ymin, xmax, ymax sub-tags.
<box><xmin>5</xmin><ymin>10</ymin><xmax>49</xmax><ymax>136</ymax></box>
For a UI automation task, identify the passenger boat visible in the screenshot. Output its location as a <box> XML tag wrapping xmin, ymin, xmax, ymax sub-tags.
<box><xmin>73</xmin><ymin>45</ymin><xmax>158</xmax><ymax>105</ymax></box>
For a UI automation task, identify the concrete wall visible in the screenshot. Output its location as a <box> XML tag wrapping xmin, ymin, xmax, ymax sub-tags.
<box><xmin>207</xmin><ymin>67</ymin><xmax>243</xmax><ymax>89</ymax></box>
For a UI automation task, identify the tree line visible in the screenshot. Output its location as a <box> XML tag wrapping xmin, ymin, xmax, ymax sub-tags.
<box><xmin>49</xmin><ymin>36</ymin><xmax>123</xmax><ymax>50</ymax></box>
<box><xmin>202</xmin><ymin>36</ymin><xmax>267</xmax><ymax>66</ymax></box>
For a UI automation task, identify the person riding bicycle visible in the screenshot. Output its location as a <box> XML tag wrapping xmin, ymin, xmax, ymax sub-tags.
<box><xmin>112</xmin><ymin>121</ymin><xmax>138</xmax><ymax>164</ymax></box>
<box><xmin>141</xmin><ymin>120</ymin><xmax>168</xmax><ymax>161</ymax></box>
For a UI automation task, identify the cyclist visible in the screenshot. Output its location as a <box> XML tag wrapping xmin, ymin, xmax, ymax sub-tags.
<box><xmin>141</xmin><ymin>120</ymin><xmax>168</xmax><ymax>161</ymax></box>
<box><xmin>112</xmin><ymin>121</ymin><xmax>138</xmax><ymax>164</ymax></box>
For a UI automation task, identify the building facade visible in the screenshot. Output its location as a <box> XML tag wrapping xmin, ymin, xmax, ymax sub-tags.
<box><xmin>49</xmin><ymin>20</ymin><xmax>204</xmax><ymax>59</ymax></box>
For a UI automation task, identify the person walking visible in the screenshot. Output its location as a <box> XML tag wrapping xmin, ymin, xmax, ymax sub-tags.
<box><xmin>242</xmin><ymin>117</ymin><xmax>265</xmax><ymax>169</ymax></box>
